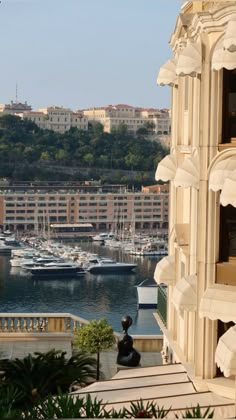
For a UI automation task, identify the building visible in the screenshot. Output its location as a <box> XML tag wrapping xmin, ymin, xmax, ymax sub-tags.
<box><xmin>0</xmin><ymin>100</ymin><xmax>32</xmax><ymax>114</ymax></box>
<box><xmin>0</xmin><ymin>182</ymin><xmax>168</xmax><ymax>234</ymax></box>
<box><xmin>82</xmin><ymin>104</ymin><xmax>171</xmax><ymax>137</ymax></box>
<box><xmin>155</xmin><ymin>0</ymin><xmax>236</xmax><ymax>402</ymax></box>
<box><xmin>21</xmin><ymin>106</ymin><xmax>88</xmax><ymax>133</ymax></box>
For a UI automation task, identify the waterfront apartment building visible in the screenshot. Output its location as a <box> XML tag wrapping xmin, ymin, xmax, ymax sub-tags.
<box><xmin>21</xmin><ymin>106</ymin><xmax>89</xmax><ymax>134</ymax></box>
<box><xmin>82</xmin><ymin>104</ymin><xmax>170</xmax><ymax>137</ymax></box>
<box><xmin>155</xmin><ymin>0</ymin><xmax>236</xmax><ymax>403</ymax></box>
<box><xmin>0</xmin><ymin>182</ymin><xmax>168</xmax><ymax>234</ymax></box>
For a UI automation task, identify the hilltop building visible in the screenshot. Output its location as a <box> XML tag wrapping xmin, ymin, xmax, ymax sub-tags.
<box><xmin>21</xmin><ymin>106</ymin><xmax>89</xmax><ymax>134</ymax></box>
<box><xmin>82</xmin><ymin>104</ymin><xmax>171</xmax><ymax>137</ymax></box>
<box><xmin>155</xmin><ymin>0</ymin><xmax>236</xmax><ymax>402</ymax></box>
<box><xmin>0</xmin><ymin>100</ymin><xmax>32</xmax><ymax>114</ymax></box>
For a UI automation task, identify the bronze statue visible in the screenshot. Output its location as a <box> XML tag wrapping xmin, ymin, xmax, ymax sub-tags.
<box><xmin>116</xmin><ymin>315</ymin><xmax>141</xmax><ymax>367</ymax></box>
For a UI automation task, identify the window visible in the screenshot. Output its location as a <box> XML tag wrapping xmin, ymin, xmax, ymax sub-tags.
<box><xmin>222</xmin><ymin>69</ymin><xmax>236</xmax><ymax>143</ymax></box>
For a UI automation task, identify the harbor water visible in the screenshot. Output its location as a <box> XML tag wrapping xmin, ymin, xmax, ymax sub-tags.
<box><xmin>0</xmin><ymin>241</ymin><xmax>162</xmax><ymax>335</ymax></box>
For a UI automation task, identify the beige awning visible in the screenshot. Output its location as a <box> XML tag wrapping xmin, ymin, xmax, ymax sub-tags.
<box><xmin>220</xmin><ymin>177</ymin><xmax>236</xmax><ymax>207</ymax></box>
<box><xmin>75</xmin><ymin>362</ymin><xmax>235</xmax><ymax>417</ymax></box>
<box><xmin>156</xmin><ymin>58</ymin><xmax>178</xmax><ymax>87</ymax></box>
<box><xmin>155</xmin><ymin>154</ymin><xmax>177</xmax><ymax>182</ymax></box>
<box><xmin>174</xmin><ymin>151</ymin><xmax>199</xmax><ymax>188</ymax></box>
<box><xmin>215</xmin><ymin>325</ymin><xmax>236</xmax><ymax>378</ymax></box>
<box><xmin>172</xmin><ymin>275</ymin><xmax>197</xmax><ymax>313</ymax></box>
<box><xmin>212</xmin><ymin>38</ymin><xmax>236</xmax><ymax>71</ymax></box>
<box><xmin>176</xmin><ymin>42</ymin><xmax>202</xmax><ymax>77</ymax></box>
<box><xmin>154</xmin><ymin>255</ymin><xmax>175</xmax><ymax>286</ymax></box>
<box><xmin>199</xmin><ymin>284</ymin><xmax>236</xmax><ymax>323</ymax></box>
<box><xmin>209</xmin><ymin>155</ymin><xmax>236</xmax><ymax>192</ymax></box>
<box><xmin>223</xmin><ymin>19</ymin><xmax>236</xmax><ymax>53</ymax></box>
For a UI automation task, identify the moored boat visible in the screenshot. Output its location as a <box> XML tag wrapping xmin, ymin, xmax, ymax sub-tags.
<box><xmin>87</xmin><ymin>258</ymin><xmax>137</xmax><ymax>274</ymax></box>
<box><xmin>25</xmin><ymin>262</ymin><xmax>86</xmax><ymax>278</ymax></box>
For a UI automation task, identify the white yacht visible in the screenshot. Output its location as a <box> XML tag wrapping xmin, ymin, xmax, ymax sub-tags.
<box><xmin>86</xmin><ymin>257</ymin><xmax>137</xmax><ymax>274</ymax></box>
<box><xmin>25</xmin><ymin>262</ymin><xmax>86</xmax><ymax>278</ymax></box>
<box><xmin>92</xmin><ymin>232</ymin><xmax>115</xmax><ymax>242</ymax></box>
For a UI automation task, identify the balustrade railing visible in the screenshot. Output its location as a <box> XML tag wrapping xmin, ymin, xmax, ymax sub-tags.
<box><xmin>0</xmin><ymin>313</ymin><xmax>90</xmax><ymax>334</ymax></box>
<box><xmin>157</xmin><ymin>285</ymin><xmax>167</xmax><ymax>326</ymax></box>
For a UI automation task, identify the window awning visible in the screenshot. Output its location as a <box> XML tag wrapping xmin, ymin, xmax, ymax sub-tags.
<box><xmin>220</xmin><ymin>177</ymin><xmax>236</xmax><ymax>207</ymax></box>
<box><xmin>155</xmin><ymin>154</ymin><xmax>177</xmax><ymax>182</ymax></box>
<box><xmin>215</xmin><ymin>325</ymin><xmax>236</xmax><ymax>378</ymax></box>
<box><xmin>176</xmin><ymin>42</ymin><xmax>202</xmax><ymax>77</ymax></box>
<box><xmin>154</xmin><ymin>255</ymin><xmax>175</xmax><ymax>286</ymax></box>
<box><xmin>172</xmin><ymin>275</ymin><xmax>197</xmax><ymax>313</ymax></box>
<box><xmin>174</xmin><ymin>151</ymin><xmax>199</xmax><ymax>188</ymax></box>
<box><xmin>156</xmin><ymin>58</ymin><xmax>178</xmax><ymax>87</ymax></box>
<box><xmin>76</xmin><ymin>362</ymin><xmax>235</xmax><ymax>417</ymax></box>
<box><xmin>199</xmin><ymin>284</ymin><xmax>236</xmax><ymax>323</ymax></box>
<box><xmin>209</xmin><ymin>155</ymin><xmax>236</xmax><ymax>192</ymax></box>
<box><xmin>223</xmin><ymin>19</ymin><xmax>236</xmax><ymax>53</ymax></box>
<box><xmin>212</xmin><ymin>38</ymin><xmax>236</xmax><ymax>71</ymax></box>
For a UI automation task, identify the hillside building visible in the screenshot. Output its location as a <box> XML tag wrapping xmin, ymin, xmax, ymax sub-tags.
<box><xmin>0</xmin><ymin>101</ymin><xmax>32</xmax><ymax>114</ymax></box>
<box><xmin>155</xmin><ymin>0</ymin><xmax>236</xmax><ymax>402</ymax></box>
<box><xmin>82</xmin><ymin>104</ymin><xmax>171</xmax><ymax>137</ymax></box>
<box><xmin>21</xmin><ymin>106</ymin><xmax>88</xmax><ymax>133</ymax></box>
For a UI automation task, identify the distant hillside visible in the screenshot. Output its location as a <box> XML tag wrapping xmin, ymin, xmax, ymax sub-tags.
<box><xmin>0</xmin><ymin>114</ymin><xmax>169</xmax><ymax>187</ymax></box>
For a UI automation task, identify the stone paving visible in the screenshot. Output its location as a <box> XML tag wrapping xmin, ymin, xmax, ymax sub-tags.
<box><xmin>0</xmin><ymin>339</ymin><xmax>162</xmax><ymax>380</ymax></box>
<box><xmin>100</xmin><ymin>350</ymin><xmax>162</xmax><ymax>379</ymax></box>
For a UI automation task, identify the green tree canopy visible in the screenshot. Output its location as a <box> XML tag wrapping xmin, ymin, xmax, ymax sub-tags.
<box><xmin>74</xmin><ymin>318</ymin><xmax>115</xmax><ymax>380</ymax></box>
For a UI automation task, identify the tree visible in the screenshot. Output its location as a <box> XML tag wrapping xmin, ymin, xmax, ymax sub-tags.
<box><xmin>0</xmin><ymin>349</ymin><xmax>97</xmax><ymax>407</ymax></box>
<box><xmin>74</xmin><ymin>318</ymin><xmax>116</xmax><ymax>380</ymax></box>
<box><xmin>83</xmin><ymin>153</ymin><xmax>94</xmax><ymax>167</ymax></box>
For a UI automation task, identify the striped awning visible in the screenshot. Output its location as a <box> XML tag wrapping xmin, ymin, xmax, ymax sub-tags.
<box><xmin>154</xmin><ymin>255</ymin><xmax>175</xmax><ymax>286</ymax></box>
<box><xmin>155</xmin><ymin>154</ymin><xmax>177</xmax><ymax>182</ymax></box>
<box><xmin>172</xmin><ymin>275</ymin><xmax>197</xmax><ymax>313</ymax></box>
<box><xmin>212</xmin><ymin>38</ymin><xmax>236</xmax><ymax>71</ymax></box>
<box><xmin>157</xmin><ymin>58</ymin><xmax>178</xmax><ymax>87</ymax></box>
<box><xmin>215</xmin><ymin>325</ymin><xmax>236</xmax><ymax>378</ymax></box>
<box><xmin>176</xmin><ymin>42</ymin><xmax>202</xmax><ymax>77</ymax></box>
<box><xmin>174</xmin><ymin>151</ymin><xmax>199</xmax><ymax>188</ymax></box>
<box><xmin>199</xmin><ymin>284</ymin><xmax>236</xmax><ymax>323</ymax></box>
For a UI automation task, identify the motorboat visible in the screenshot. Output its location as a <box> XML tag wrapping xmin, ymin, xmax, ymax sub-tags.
<box><xmin>92</xmin><ymin>232</ymin><xmax>115</xmax><ymax>242</ymax></box>
<box><xmin>87</xmin><ymin>257</ymin><xmax>137</xmax><ymax>274</ymax></box>
<box><xmin>20</xmin><ymin>256</ymin><xmax>63</xmax><ymax>269</ymax></box>
<box><xmin>128</xmin><ymin>241</ymin><xmax>167</xmax><ymax>256</ymax></box>
<box><xmin>25</xmin><ymin>262</ymin><xmax>86</xmax><ymax>278</ymax></box>
<box><xmin>136</xmin><ymin>279</ymin><xmax>158</xmax><ymax>308</ymax></box>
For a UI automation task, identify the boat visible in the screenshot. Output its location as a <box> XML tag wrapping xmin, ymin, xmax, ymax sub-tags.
<box><xmin>92</xmin><ymin>232</ymin><xmax>115</xmax><ymax>242</ymax></box>
<box><xmin>87</xmin><ymin>258</ymin><xmax>137</xmax><ymax>274</ymax></box>
<box><xmin>128</xmin><ymin>240</ymin><xmax>167</xmax><ymax>256</ymax></box>
<box><xmin>136</xmin><ymin>279</ymin><xmax>159</xmax><ymax>308</ymax></box>
<box><xmin>25</xmin><ymin>262</ymin><xmax>86</xmax><ymax>278</ymax></box>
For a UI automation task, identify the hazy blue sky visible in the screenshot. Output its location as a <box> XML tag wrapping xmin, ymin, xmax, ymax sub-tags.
<box><xmin>0</xmin><ymin>0</ymin><xmax>181</xmax><ymax>111</ymax></box>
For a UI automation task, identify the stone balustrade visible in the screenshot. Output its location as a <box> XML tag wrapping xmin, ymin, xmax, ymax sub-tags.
<box><xmin>0</xmin><ymin>313</ymin><xmax>162</xmax><ymax>353</ymax></box>
<box><xmin>0</xmin><ymin>313</ymin><xmax>90</xmax><ymax>334</ymax></box>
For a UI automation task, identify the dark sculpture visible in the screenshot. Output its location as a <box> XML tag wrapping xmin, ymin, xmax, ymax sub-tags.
<box><xmin>116</xmin><ymin>315</ymin><xmax>141</xmax><ymax>367</ymax></box>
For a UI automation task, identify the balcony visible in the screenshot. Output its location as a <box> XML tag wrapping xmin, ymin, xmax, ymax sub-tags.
<box><xmin>156</xmin><ymin>285</ymin><xmax>167</xmax><ymax>327</ymax></box>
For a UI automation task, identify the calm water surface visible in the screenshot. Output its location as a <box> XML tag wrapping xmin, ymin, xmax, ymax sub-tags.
<box><xmin>0</xmin><ymin>241</ymin><xmax>162</xmax><ymax>335</ymax></box>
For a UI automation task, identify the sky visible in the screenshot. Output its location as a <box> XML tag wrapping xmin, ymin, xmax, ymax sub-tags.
<box><xmin>0</xmin><ymin>0</ymin><xmax>181</xmax><ymax>111</ymax></box>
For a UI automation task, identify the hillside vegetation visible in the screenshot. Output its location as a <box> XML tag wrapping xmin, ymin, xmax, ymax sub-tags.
<box><xmin>0</xmin><ymin>115</ymin><xmax>168</xmax><ymax>187</ymax></box>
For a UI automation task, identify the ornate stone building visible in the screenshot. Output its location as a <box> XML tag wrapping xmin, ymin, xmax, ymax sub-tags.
<box><xmin>155</xmin><ymin>0</ymin><xmax>236</xmax><ymax>401</ymax></box>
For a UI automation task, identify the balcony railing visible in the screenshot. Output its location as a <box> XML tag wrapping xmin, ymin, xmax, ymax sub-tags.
<box><xmin>157</xmin><ymin>285</ymin><xmax>167</xmax><ymax>327</ymax></box>
<box><xmin>0</xmin><ymin>313</ymin><xmax>91</xmax><ymax>334</ymax></box>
